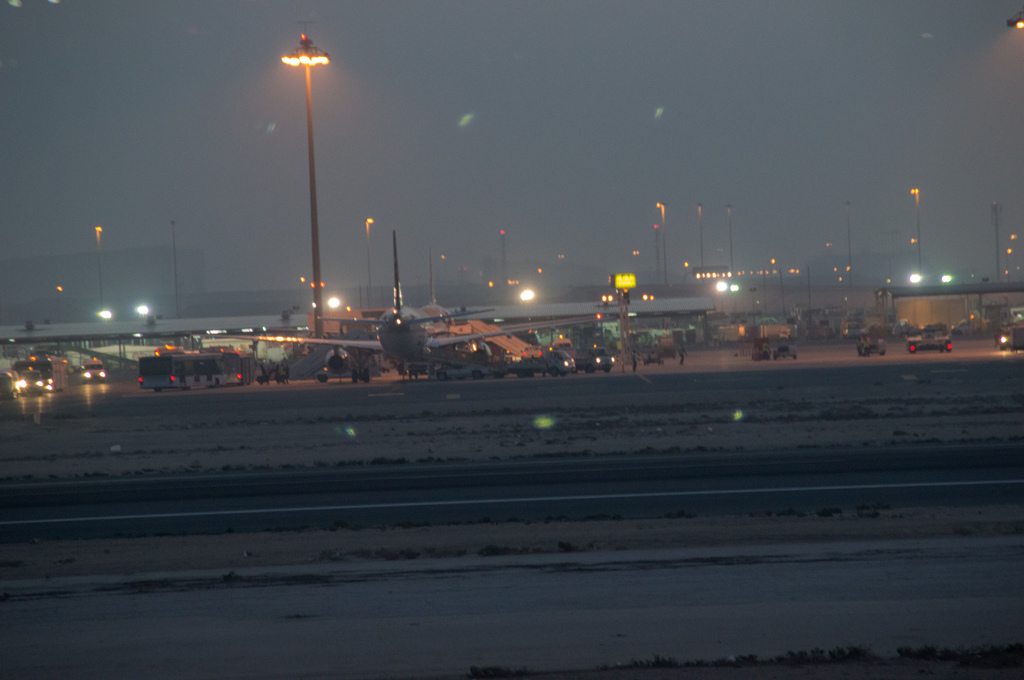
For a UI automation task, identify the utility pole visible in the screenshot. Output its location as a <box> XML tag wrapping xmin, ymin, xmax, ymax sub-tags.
<box><xmin>993</xmin><ymin>202</ymin><xmax>1002</xmax><ymax>282</ymax></box>
<box><xmin>727</xmin><ymin>204</ymin><xmax>734</xmax><ymax>273</ymax></box>
<box><xmin>697</xmin><ymin>202</ymin><xmax>705</xmax><ymax>268</ymax></box>
<box><xmin>171</xmin><ymin>220</ymin><xmax>181</xmax><ymax>318</ymax></box>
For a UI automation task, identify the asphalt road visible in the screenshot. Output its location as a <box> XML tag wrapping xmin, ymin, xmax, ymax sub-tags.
<box><xmin>1</xmin><ymin>339</ymin><xmax>1021</xmax><ymax>541</ymax></box>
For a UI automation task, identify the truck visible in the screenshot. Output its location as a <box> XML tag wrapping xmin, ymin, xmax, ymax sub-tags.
<box><xmin>503</xmin><ymin>348</ymin><xmax>575</xmax><ymax>377</ymax></box>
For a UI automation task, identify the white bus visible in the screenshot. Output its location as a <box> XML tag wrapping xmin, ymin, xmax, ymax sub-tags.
<box><xmin>138</xmin><ymin>350</ymin><xmax>256</xmax><ymax>391</ymax></box>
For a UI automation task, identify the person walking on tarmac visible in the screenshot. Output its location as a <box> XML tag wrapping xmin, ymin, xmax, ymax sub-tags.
<box><xmin>678</xmin><ymin>344</ymin><xmax>687</xmax><ymax>366</ymax></box>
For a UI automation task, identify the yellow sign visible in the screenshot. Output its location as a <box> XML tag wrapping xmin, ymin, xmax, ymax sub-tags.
<box><xmin>614</xmin><ymin>273</ymin><xmax>636</xmax><ymax>289</ymax></box>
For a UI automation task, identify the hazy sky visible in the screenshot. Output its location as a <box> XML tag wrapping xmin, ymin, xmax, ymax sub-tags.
<box><xmin>3</xmin><ymin>1</ymin><xmax>1024</xmax><ymax>296</ymax></box>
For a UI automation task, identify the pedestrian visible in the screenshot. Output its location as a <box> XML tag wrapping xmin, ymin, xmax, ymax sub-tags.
<box><xmin>678</xmin><ymin>345</ymin><xmax>687</xmax><ymax>365</ymax></box>
<box><xmin>632</xmin><ymin>352</ymin><xmax>637</xmax><ymax>373</ymax></box>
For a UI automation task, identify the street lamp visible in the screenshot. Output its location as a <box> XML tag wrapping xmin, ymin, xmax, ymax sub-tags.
<box><xmin>171</xmin><ymin>220</ymin><xmax>181</xmax><ymax>318</ymax></box>
<box><xmin>911</xmin><ymin>188</ymin><xmax>921</xmax><ymax>272</ymax></box>
<box><xmin>726</xmin><ymin>204</ymin><xmax>734</xmax><ymax>274</ymax></box>
<box><xmin>282</xmin><ymin>33</ymin><xmax>330</xmax><ymax>338</ymax></box>
<box><xmin>656</xmin><ymin>202</ymin><xmax>667</xmax><ymax>285</ymax></box>
<box><xmin>1009</xmin><ymin>6</ymin><xmax>1024</xmax><ymax>28</ymax></box>
<box><xmin>697</xmin><ymin>202</ymin><xmax>705</xmax><ymax>268</ymax></box>
<box><xmin>365</xmin><ymin>217</ymin><xmax>374</xmax><ymax>295</ymax></box>
<box><xmin>94</xmin><ymin>226</ymin><xmax>104</xmax><ymax>308</ymax></box>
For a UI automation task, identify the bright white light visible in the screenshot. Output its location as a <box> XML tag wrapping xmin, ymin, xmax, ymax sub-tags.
<box><xmin>715</xmin><ymin>281</ymin><xmax>728</xmax><ymax>292</ymax></box>
<box><xmin>98</xmin><ymin>310</ymin><xmax>113</xmax><ymax>320</ymax></box>
<box><xmin>520</xmin><ymin>289</ymin><xmax>535</xmax><ymax>301</ymax></box>
<box><xmin>327</xmin><ymin>297</ymin><xmax>341</xmax><ymax>309</ymax></box>
<box><xmin>136</xmin><ymin>305</ymin><xmax>149</xmax><ymax>316</ymax></box>
<box><xmin>940</xmin><ymin>275</ymin><xmax>952</xmax><ymax>283</ymax></box>
<box><xmin>729</xmin><ymin>284</ymin><xmax>740</xmax><ymax>292</ymax></box>
<box><xmin>909</xmin><ymin>274</ymin><xmax>922</xmax><ymax>284</ymax></box>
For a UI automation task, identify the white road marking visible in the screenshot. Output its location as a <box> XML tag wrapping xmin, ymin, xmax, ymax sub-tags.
<box><xmin>4</xmin><ymin>479</ymin><xmax>1023</xmax><ymax>526</ymax></box>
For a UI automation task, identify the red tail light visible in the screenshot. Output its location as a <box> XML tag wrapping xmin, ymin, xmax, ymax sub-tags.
<box><xmin>170</xmin><ymin>375</ymin><xmax>176</xmax><ymax>382</ymax></box>
<box><xmin>237</xmin><ymin>373</ymin><xmax>242</xmax><ymax>380</ymax></box>
<box><xmin>910</xmin><ymin>345</ymin><xmax>916</xmax><ymax>351</ymax></box>
<box><xmin>946</xmin><ymin>343</ymin><xmax>952</xmax><ymax>350</ymax></box>
<box><xmin>138</xmin><ymin>376</ymin><xmax>143</xmax><ymax>383</ymax></box>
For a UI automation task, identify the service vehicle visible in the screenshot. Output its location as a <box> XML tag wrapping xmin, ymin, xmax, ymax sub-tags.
<box><xmin>435</xmin><ymin>363</ymin><xmax>489</xmax><ymax>380</ymax></box>
<box><xmin>576</xmin><ymin>346</ymin><xmax>616</xmax><ymax>373</ymax></box>
<box><xmin>0</xmin><ymin>371</ymin><xmax>22</xmax><ymax>399</ymax></box>
<box><xmin>997</xmin><ymin>326</ymin><xmax>1024</xmax><ymax>352</ymax></box>
<box><xmin>907</xmin><ymin>325</ymin><xmax>951</xmax><ymax>353</ymax></box>
<box><xmin>81</xmin><ymin>358</ymin><xmax>107</xmax><ymax>382</ymax></box>
<box><xmin>11</xmin><ymin>356</ymin><xmax>68</xmax><ymax>392</ymax></box>
<box><xmin>773</xmin><ymin>344</ymin><xmax>797</xmax><ymax>360</ymax></box>
<box><xmin>856</xmin><ymin>337</ymin><xmax>886</xmax><ymax>356</ymax></box>
<box><xmin>138</xmin><ymin>349</ymin><xmax>256</xmax><ymax>391</ymax></box>
<box><xmin>19</xmin><ymin>369</ymin><xmax>46</xmax><ymax>395</ymax></box>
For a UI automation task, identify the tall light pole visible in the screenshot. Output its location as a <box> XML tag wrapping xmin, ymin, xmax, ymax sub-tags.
<box><xmin>845</xmin><ymin>201</ymin><xmax>852</xmax><ymax>293</ymax></box>
<box><xmin>656</xmin><ymin>202</ymin><xmax>667</xmax><ymax>285</ymax></box>
<box><xmin>697</xmin><ymin>202</ymin><xmax>704</xmax><ymax>268</ymax></box>
<box><xmin>365</xmin><ymin>217</ymin><xmax>374</xmax><ymax>295</ymax></box>
<box><xmin>171</xmin><ymin>220</ymin><xmax>181</xmax><ymax>318</ymax></box>
<box><xmin>94</xmin><ymin>226</ymin><xmax>104</xmax><ymax>308</ymax></box>
<box><xmin>726</xmin><ymin>204</ymin><xmax>734</xmax><ymax>273</ymax></box>
<box><xmin>993</xmin><ymin>202</ymin><xmax>1002</xmax><ymax>283</ymax></box>
<box><xmin>911</xmin><ymin>188</ymin><xmax>921</xmax><ymax>273</ymax></box>
<box><xmin>282</xmin><ymin>33</ymin><xmax>330</xmax><ymax>338</ymax></box>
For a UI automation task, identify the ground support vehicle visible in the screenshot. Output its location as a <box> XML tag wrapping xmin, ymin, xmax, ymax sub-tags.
<box><xmin>435</xmin><ymin>363</ymin><xmax>489</xmax><ymax>381</ymax></box>
<box><xmin>138</xmin><ymin>350</ymin><xmax>256</xmax><ymax>391</ymax></box>
<box><xmin>81</xmin><ymin>359</ymin><xmax>107</xmax><ymax>382</ymax></box>
<box><xmin>773</xmin><ymin>344</ymin><xmax>797</xmax><ymax>360</ymax></box>
<box><xmin>639</xmin><ymin>347</ymin><xmax>663</xmax><ymax>365</ymax></box>
<box><xmin>907</xmin><ymin>330</ymin><xmax>951</xmax><ymax>353</ymax></box>
<box><xmin>11</xmin><ymin>356</ymin><xmax>68</xmax><ymax>392</ymax></box>
<box><xmin>997</xmin><ymin>327</ymin><xmax>1024</xmax><ymax>352</ymax></box>
<box><xmin>576</xmin><ymin>347</ymin><xmax>616</xmax><ymax>373</ymax></box>
<box><xmin>856</xmin><ymin>337</ymin><xmax>886</xmax><ymax>356</ymax></box>
<box><xmin>0</xmin><ymin>371</ymin><xmax>22</xmax><ymax>399</ymax></box>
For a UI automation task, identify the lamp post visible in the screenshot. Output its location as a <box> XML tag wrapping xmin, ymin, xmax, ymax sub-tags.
<box><xmin>171</xmin><ymin>220</ymin><xmax>181</xmax><ymax>318</ymax></box>
<box><xmin>726</xmin><ymin>204</ymin><xmax>734</xmax><ymax>273</ymax></box>
<box><xmin>1009</xmin><ymin>6</ymin><xmax>1024</xmax><ymax>28</ymax></box>
<box><xmin>911</xmin><ymin>188</ymin><xmax>921</xmax><ymax>273</ymax></box>
<box><xmin>282</xmin><ymin>33</ymin><xmax>330</xmax><ymax>338</ymax></box>
<box><xmin>656</xmin><ymin>202</ymin><xmax>667</xmax><ymax>285</ymax></box>
<box><xmin>697</xmin><ymin>202</ymin><xmax>704</xmax><ymax>268</ymax></box>
<box><xmin>365</xmin><ymin>217</ymin><xmax>374</xmax><ymax>295</ymax></box>
<box><xmin>845</xmin><ymin>201</ymin><xmax>852</xmax><ymax>302</ymax></box>
<box><xmin>94</xmin><ymin>226</ymin><xmax>104</xmax><ymax>308</ymax></box>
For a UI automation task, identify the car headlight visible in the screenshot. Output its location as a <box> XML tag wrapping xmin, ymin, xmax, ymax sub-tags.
<box><xmin>16</xmin><ymin>380</ymin><xmax>26</xmax><ymax>389</ymax></box>
<box><xmin>36</xmin><ymin>380</ymin><xmax>44</xmax><ymax>387</ymax></box>
<box><xmin>595</xmin><ymin>357</ymin><xmax>601</xmax><ymax>363</ymax></box>
<box><xmin>84</xmin><ymin>371</ymin><xmax>92</xmax><ymax>378</ymax></box>
<box><xmin>1001</xmin><ymin>336</ymin><xmax>1008</xmax><ymax>344</ymax></box>
<box><xmin>99</xmin><ymin>371</ymin><xmax>106</xmax><ymax>377</ymax></box>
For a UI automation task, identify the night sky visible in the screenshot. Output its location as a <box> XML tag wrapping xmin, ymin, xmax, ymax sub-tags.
<box><xmin>2</xmin><ymin>1</ymin><xmax>1023</xmax><ymax>300</ymax></box>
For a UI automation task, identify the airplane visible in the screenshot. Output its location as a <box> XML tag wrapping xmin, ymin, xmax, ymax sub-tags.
<box><xmin>238</xmin><ymin>231</ymin><xmax>596</xmax><ymax>380</ymax></box>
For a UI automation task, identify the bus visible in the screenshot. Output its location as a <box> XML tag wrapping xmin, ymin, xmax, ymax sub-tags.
<box><xmin>11</xmin><ymin>356</ymin><xmax>69</xmax><ymax>393</ymax></box>
<box><xmin>138</xmin><ymin>350</ymin><xmax>256</xmax><ymax>391</ymax></box>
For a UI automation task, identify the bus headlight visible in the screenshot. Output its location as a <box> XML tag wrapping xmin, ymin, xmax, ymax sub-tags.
<box><xmin>84</xmin><ymin>371</ymin><xmax>92</xmax><ymax>378</ymax></box>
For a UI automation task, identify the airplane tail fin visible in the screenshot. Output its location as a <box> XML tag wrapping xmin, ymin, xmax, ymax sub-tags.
<box><xmin>392</xmin><ymin>230</ymin><xmax>403</xmax><ymax>313</ymax></box>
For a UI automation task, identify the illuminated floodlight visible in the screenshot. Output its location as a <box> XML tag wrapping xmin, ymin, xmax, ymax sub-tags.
<box><xmin>98</xmin><ymin>310</ymin><xmax>113</xmax><ymax>320</ymax></box>
<box><xmin>520</xmin><ymin>289</ymin><xmax>535</xmax><ymax>302</ymax></box>
<box><xmin>908</xmin><ymin>274</ymin><xmax>922</xmax><ymax>284</ymax></box>
<box><xmin>715</xmin><ymin>281</ymin><xmax>728</xmax><ymax>292</ymax></box>
<box><xmin>940</xmin><ymin>274</ymin><xmax>953</xmax><ymax>283</ymax></box>
<box><xmin>136</xmin><ymin>304</ymin><xmax>150</xmax><ymax>316</ymax></box>
<box><xmin>729</xmin><ymin>284</ymin><xmax>740</xmax><ymax>292</ymax></box>
<box><xmin>327</xmin><ymin>297</ymin><xmax>341</xmax><ymax>309</ymax></box>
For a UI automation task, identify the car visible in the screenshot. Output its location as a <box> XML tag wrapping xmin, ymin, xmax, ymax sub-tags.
<box><xmin>18</xmin><ymin>369</ymin><xmax>47</xmax><ymax>394</ymax></box>
<box><xmin>772</xmin><ymin>344</ymin><xmax>797</xmax><ymax>360</ymax></box>
<box><xmin>81</xmin><ymin>358</ymin><xmax>107</xmax><ymax>382</ymax></box>
<box><xmin>435</xmin><ymin>364</ymin><xmax>487</xmax><ymax>380</ymax></box>
<box><xmin>639</xmin><ymin>347</ymin><xmax>663</xmax><ymax>365</ymax></box>
<box><xmin>0</xmin><ymin>371</ymin><xmax>22</xmax><ymax>399</ymax></box>
<box><xmin>548</xmin><ymin>349</ymin><xmax>576</xmax><ymax>376</ymax></box>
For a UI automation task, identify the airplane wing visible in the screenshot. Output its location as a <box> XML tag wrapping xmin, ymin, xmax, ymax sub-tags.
<box><xmin>425</xmin><ymin>316</ymin><xmax>598</xmax><ymax>349</ymax></box>
<box><xmin>225</xmin><ymin>334</ymin><xmax>383</xmax><ymax>351</ymax></box>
